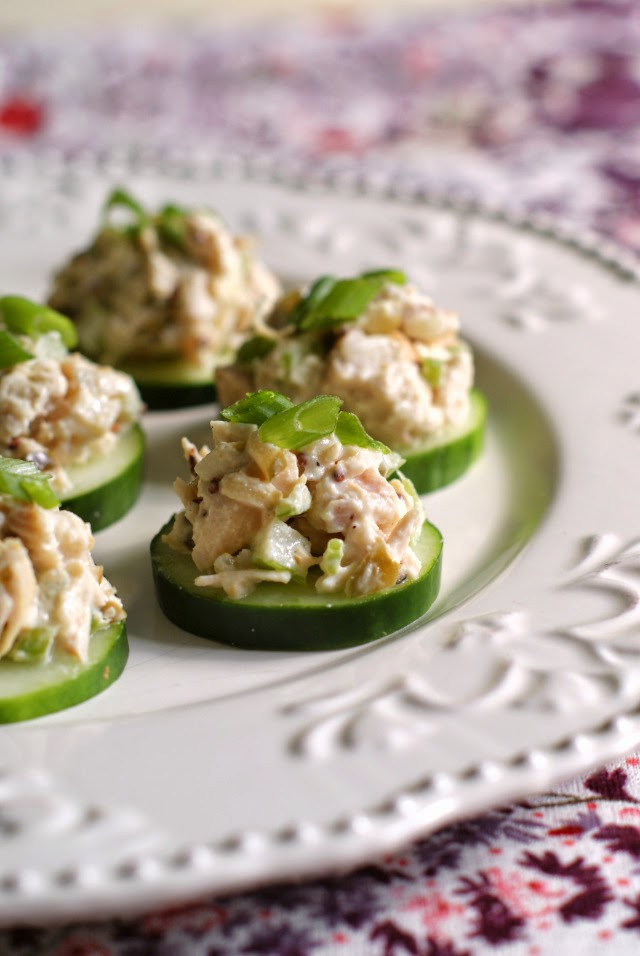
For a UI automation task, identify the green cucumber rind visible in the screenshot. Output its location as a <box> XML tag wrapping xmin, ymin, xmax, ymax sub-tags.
<box><xmin>60</xmin><ymin>424</ymin><xmax>146</xmax><ymax>531</ymax></box>
<box><xmin>136</xmin><ymin>380</ymin><xmax>216</xmax><ymax>410</ymax></box>
<box><xmin>0</xmin><ymin>621</ymin><xmax>128</xmax><ymax>723</ymax></box>
<box><xmin>397</xmin><ymin>389</ymin><xmax>487</xmax><ymax>494</ymax></box>
<box><xmin>150</xmin><ymin>518</ymin><xmax>442</xmax><ymax>651</ymax></box>
<box><xmin>117</xmin><ymin>358</ymin><xmax>217</xmax><ymax>410</ymax></box>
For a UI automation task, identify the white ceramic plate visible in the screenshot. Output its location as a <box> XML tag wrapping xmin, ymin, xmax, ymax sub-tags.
<box><xmin>1</xmin><ymin>158</ymin><xmax>640</xmax><ymax>925</ymax></box>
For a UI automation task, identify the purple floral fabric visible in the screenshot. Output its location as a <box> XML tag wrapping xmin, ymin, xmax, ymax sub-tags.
<box><xmin>1</xmin><ymin>0</ymin><xmax>640</xmax><ymax>952</ymax></box>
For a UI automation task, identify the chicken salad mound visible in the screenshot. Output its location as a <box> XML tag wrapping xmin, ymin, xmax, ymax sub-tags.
<box><xmin>48</xmin><ymin>188</ymin><xmax>281</xmax><ymax>376</ymax></box>
<box><xmin>216</xmin><ymin>270</ymin><xmax>474</xmax><ymax>450</ymax></box>
<box><xmin>163</xmin><ymin>391</ymin><xmax>425</xmax><ymax>600</ymax></box>
<box><xmin>0</xmin><ymin>296</ymin><xmax>142</xmax><ymax>495</ymax></box>
<box><xmin>0</xmin><ymin>459</ymin><xmax>125</xmax><ymax>665</ymax></box>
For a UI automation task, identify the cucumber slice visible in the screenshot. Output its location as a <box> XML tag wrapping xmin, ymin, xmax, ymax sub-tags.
<box><xmin>60</xmin><ymin>423</ymin><xmax>145</xmax><ymax>531</ymax></box>
<box><xmin>150</xmin><ymin>519</ymin><xmax>442</xmax><ymax>651</ymax></box>
<box><xmin>398</xmin><ymin>389</ymin><xmax>487</xmax><ymax>494</ymax></box>
<box><xmin>118</xmin><ymin>358</ymin><xmax>217</xmax><ymax>410</ymax></box>
<box><xmin>0</xmin><ymin>622</ymin><xmax>128</xmax><ymax>723</ymax></box>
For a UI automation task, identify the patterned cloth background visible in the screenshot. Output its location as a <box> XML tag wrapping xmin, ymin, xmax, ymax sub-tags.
<box><xmin>2</xmin><ymin>1</ymin><xmax>640</xmax><ymax>953</ymax></box>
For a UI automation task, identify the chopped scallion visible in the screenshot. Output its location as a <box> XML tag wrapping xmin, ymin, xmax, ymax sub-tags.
<box><xmin>258</xmin><ymin>395</ymin><xmax>342</xmax><ymax>450</ymax></box>
<box><xmin>335</xmin><ymin>411</ymin><xmax>390</xmax><ymax>453</ymax></box>
<box><xmin>221</xmin><ymin>390</ymin><xmax>294</xmax><ymax>426</ymax></box>
<box><xmin>291</xmin><ymin>269</ymin><xmax>406</xmax><ymax>332</ymax></box>
<box><xmin>157</xmin><ymin>203</ymin><xmax>188</xmax><ymax>248</ymax></box>
<box><xmin>0</xmin><ymin>295</ymin><xmax>78</xmax><ymax>349</ymax></box>
<box><xmin>0</xmin><ymin>330</ymin><xmax>34</xmax><ymax>367</ymax></box>
<box><xmin>0</xmin><ymin>457</ymin><xmax>59</xmax><ymax>508</ymax></box>
<box><xmin>236</xmin><ymin>335</ymin><xmax>277</xmax><ymax>364</ymax></box>
<box><xmin>102</xmin><ymin>187</ymin><xmax>149</xmax><ymax>234</ymax></box>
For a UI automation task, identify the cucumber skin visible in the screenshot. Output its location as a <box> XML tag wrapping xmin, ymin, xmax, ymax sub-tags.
<box><xmin>137</xmin><ymin>380</ymin><xmax>216</xmax><ymax>411</ymax></box>
<box><xmin>0</xmin><ymin>622</ymin><xmax>128</xmax><ymax>724</ymax></box>
<box><xmin>61</xmin><ymin>424</ymin><xmax>145</xmax><ymax>532</ymax></box>
<box><xmin>398</xmin><ymin>389</ymin><xmax>487</xmax><ymax>494</ymax></box>
<box><xmin>151</xmin><ymin>519</ymin><xmax>442</xmax><ymax>651</ymax></box>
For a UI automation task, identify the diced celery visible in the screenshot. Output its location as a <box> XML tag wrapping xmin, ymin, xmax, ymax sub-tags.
<box><xmin>275</xmin><ymin>482</ymin><xmax>312</xmax><ymax>519</ymax></box>
<box><xmin>421</xmin><ymin>357</ymin><xmax>443</xmax><ymax>387</ymax></box>
<box><xmin>252</xmin><ymin>519</ymin><xmax>313</xmax><ymax>580</ymax></box>
<box><xmin>7</xmin><ymin>627</ymin><xmax>55</xmax><ymax>664</ymax></box>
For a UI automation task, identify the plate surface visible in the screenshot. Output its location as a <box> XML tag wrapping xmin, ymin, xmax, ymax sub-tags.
<box><xmin>1</xmin><ymin>159</ymin><xmax>640</xmax><ymax>925</ymax></box>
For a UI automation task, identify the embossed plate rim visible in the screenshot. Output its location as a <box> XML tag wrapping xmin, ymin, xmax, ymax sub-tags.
<box><xmin>0</xmin><ymin>152</ymin><xmax>639</xmax><ymax>925</ymax></box>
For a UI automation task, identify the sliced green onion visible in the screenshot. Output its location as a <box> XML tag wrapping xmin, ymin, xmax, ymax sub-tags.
<box><xmin>156</xmin><ymin>203</ymin><xmax>188</xmax><ymax>248</ymax></box>
<box><xmin>221</xmin><ymin>390</ymin><xmax>294</xmax><ymax>426</ymax></box>
<box><xmin>236</xmin><ymin>335</ymin><xmax>277</xmax><ymax>364</ymax></box>
<box><xmin>360</xmin><ymin>268</ymin><xmax>407</xmax><ymax>284</ymax></box>
<box><xmin>294</xmin><ymin>270</ymin><xmax>406</xmax><ymax>332</ymax></box>
<box><xmin>102</xmin><ymin>187</ymin><xmax>149</xmax><ymax>233</ymax></box>
<box><xmin>288</xmin><ymin>275</ymin><xmax>337</xmax><ymax>328</ymax></box>
<box><xmin>335</xmin><ymin>411</ymin><xmax>390</xmax><ymax>453</ymax></box>
<box><xmin>319</xmin><ymin>537</ymin><xmax>344</xmax><ymax>577</ymax></box>
<box><xmin>0</xmin><ymin>457</ymin><xmax>59</xmax><ymax>508</ymax></box>
<box><xmin>258</xmin><ymin>395</ymin><xmax>342</xmax><ymax>450</ymax></box>
<box><xmin>0</xmin><ymin>330</ymin><xmax>34</xmax><ymax>367</ymax></box>
<box><xmin>8</xmin><ymin>627</ymin><xmax>54</xmax><ymax>663</ymax></box>
<box><xmin>0</xmin><ymin>296</ymin><xmax>78</xmax><ymax>349</ymax></box>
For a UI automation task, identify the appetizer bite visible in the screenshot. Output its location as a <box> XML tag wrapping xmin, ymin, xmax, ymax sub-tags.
<box><xmin>151</xmin><ymin>391</ymin><xmax>442</xmax><ymax>650</ymax></box>
<box><xmin>0</xmin><ymin>457</ymin><xmax>127</xmax><ymax>722</ymax></box>
<box><xmin>217</xmin><ymin>270</ymin><xmax>486</xmax><ymax>493</ymax></box>
<box><xmin>0</xmin><ymin>295</ymin><xmax>144</xmax><ymax>531</ymax></box>
<box><xmin>48</xmin><ymin>189</ymin><xmax>281</xmax><ymax>409</ymax></box>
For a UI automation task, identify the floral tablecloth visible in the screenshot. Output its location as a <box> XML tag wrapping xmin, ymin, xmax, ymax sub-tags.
<box><xmin>2</xmin><ymin>1</ymin><xmax>640</xmax><ymax>953</ymax></box>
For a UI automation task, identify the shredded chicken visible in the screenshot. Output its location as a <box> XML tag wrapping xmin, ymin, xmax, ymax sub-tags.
<box><xmin>165</xmin><ymin>419</ymin><xmax>424</xmax><ymax>600</ymax></box>
<box><xmin>0</xmin><ymin>351</ymin><xmax>142</xmax><ymax>493</ymax></box>
<box><xmin>48</xmin><ymin>209</ymin><xmax>281</xmax><ymax>371</ymax></box>
<box><xmin>216</xmin><ymin>281</ymin><xmax>474</xmax><ymax>449</ymax></box>
<box><xmin>0</xmin><ymin>497</ymin><xmax>125</xmax><ymax>662</ymax></box>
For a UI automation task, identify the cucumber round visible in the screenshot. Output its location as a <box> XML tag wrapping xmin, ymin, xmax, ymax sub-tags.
<box><xmin>150</xmin><ymin>519</ymin><xmax>442</xmax><ymax>651</ymax></box>
<box><xmin>60</xmin><ymin>423</ymin><xmax>145</xmax><ymax>531</ymax></box>
<box><xmin>118</xmin><ymin>358</ymin><xmax>217</xmax><ymax>410</ymax></box>
<box><xmin>0</xmin><ymin>622</ymin><xmax>128</xmax><ymax>723</ymax></box>
<box><xmin>398</xmin><ymin>389</ymin><xmax>487</xmax><ymax>494</ymax></box>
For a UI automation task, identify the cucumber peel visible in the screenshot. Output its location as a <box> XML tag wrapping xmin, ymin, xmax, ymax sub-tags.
<box><xmin>398</xmin><ymin>389</ymin><xmax>487</xmax><ymax>494</ymax></box>
<box><xmin>118</xmin><ymin>358</ymin><xmax>217</xmax><ymax>410</ymax></box>
<box><xmin>60</xmin><ymin>423</ymin><xmax>145</xmax><ymax>531</ymax></box>
<box><xmin>0</xmin><ymin>621</ymin><xmax>128</xmax><ymax>723</ymax></box>
<box><xmin>150</xmin><ymin>518</ymin><xmax>442</xmax><ymax>651</ymax></box>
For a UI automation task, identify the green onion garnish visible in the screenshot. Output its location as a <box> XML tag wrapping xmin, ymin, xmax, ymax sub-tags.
<box><xmin>236</xmin><ymin>335</ymin><xmax>277</xmax><ymax>364</ymax></box>
<box><xmin>0</xmin><ymin>330</ymin><xmax>34</xmax><ymax>367</ymax></box>
<box><xmin>156</xmin><ymin>203</ymin><xmax>188</xmax><ymax>248</ymax></box>
<box><xmin>0</xmin><ymin>296</ymin><xmax>78</xmax><ymax>349</ymax></box>
<box><xmin>102</xmin><ymin>187</ymin><xmax>149</xmax><ymax>234</ymax></box>
<box><xmin>290</xmin><ymin>269</ymin><xmax>406</xmax><ymax>332</ymax></box>
<box><xmin>0</xmin><ymin>457</ymin><xmax>59</xmax><ymax>508</ymax></box>
<box><xmin>335</xmin><ymin>411</ymin><xmax>390</xmax><ymax>453</ymax></box>
<box><xmin>221</xmin><ymin>390</ymin><xmax>294</xmax><ymax>426</ymax></box>
<box><xmin>258</xmin><ymin>395</ymin><xmax>343</xmax><ymax>450</ymax></box>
